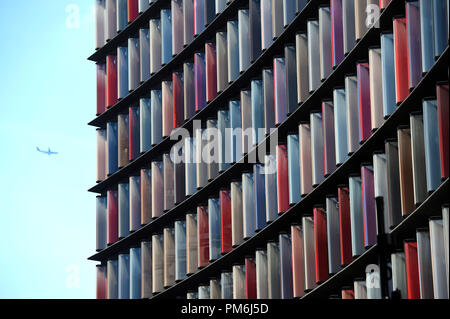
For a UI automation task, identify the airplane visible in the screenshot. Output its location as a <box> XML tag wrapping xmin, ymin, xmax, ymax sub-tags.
<box><xmin>36</xmin><ymin>147</ymin><xmax>58</xmax><ymax>156</ymax></box>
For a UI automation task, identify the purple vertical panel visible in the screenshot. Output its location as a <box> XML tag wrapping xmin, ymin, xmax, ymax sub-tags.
<box><xmin>322</xmin><ymin>100</ymin><xmax>336</xmax><ymax>176</ymax></box>
<box><xmin>195</xmin><ymin>52</ymin><xmax>206</xmax><ymax>112</ymax></box>
<box><xmin>361</xmin><ymin>165</ymin><xmax>376</xmax><ymax>248</ymax></box>
<box><xmin>173</xmin><ymin>72</ymin><xmax>184</xmax><ymax>129</ymax></box>
<box><xmin>331</xmin><ymin>0</ymin><xmax>344</xmax><ymax>68</ymax></box>
<box><xmin>357</xmin><ymin>63</ymin><xmax>372</xmax><ymax>143</ymax></box>
<box><xmin>129</xmin><ymin>106</ymin><xmax>140</xmax><ymax>161</ymax></box>
<box><xmin>162</xmin><ymin>81</ymin><xmax>174</xmax><ymax>138</ymax></box>
<box><xmin>274</xmin><ymin>57</ymin><xmax>287</xmax><ymax>125</ymax></box>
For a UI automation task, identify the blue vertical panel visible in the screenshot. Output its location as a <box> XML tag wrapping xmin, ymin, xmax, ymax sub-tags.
<box><xmin>95</xmin><ymin>0</ymin><xmax>105</xmax><ymax>50</ymax></box>
<box><xmin>261</xmin><ymin>0</ymin><xmax>273</xmax><ymax>50</ymax></box>
<box><xmin>198</xmin><ymin>285</ymin><xmax>210</xmax><ymax>299</ymax></box>
<box><xmin>218</xmin><ymin>109</ymin><xmax>231</xmax><ymax>172</ymax></box>
<box><xmin>129</xmin><ymin>176</ymin><xmax>141</xmax><ymax>232</ymax></box>
<box><xmin>420</xmin><ymin>0</ymin><xmax>434</xmax><ymax>72</ymax></box>
<box><xmin>254</xmin><ymin>164</ymin><xmax>267</xmax><ymax>231</ymax></box>
<box><xmin>161</xmin><ymin>9</ymin><xmax>173</xmax><ymax>65</ymax></box>
<box><xmin>432</xmin><ymin>0</ymin><xmax>448</xmax><ymax>58</ymax></box>
<box><xmin>326</xmin><ymin>196</ymin><xmax>341</xmax><ymax>274</ymax></box>
<box><xmin>107</xmin><ymin>259</ymin><xmax>119</xmax><ymax>299</ymax></box>
<box><xmin>322</xmin><ymin>100</ymin><xmax>337</xmax><ymax>176</ymax></box>
<box><xmin>204</xmin><ymin>0</ymin><xmax>215</xmax><ymax>26</ymax></box>
<box><xmin>117</xmin><ymin>0</ymin><xmax>128</xmax><ymax>32</ymax></box>
<box><xmin>128</xmin><ymin>37</ymin><xmax>140</xmax><ymax>92</ymax></box>
<box><xmin>130</xmin><ymin>247</ymin><xmax>141</xmax><ymax>299</ymax></box>
<box><xmin>405</xmin><ymin>1</ymin><xmax>422</xmax><ymax>89</ymax></box>
<box><xmin>272</xmin><ymin>0</ymin><xmax>284</xmax><ymax>39</ymax></box>
<box><xmin>263</xmin><ymin>68</ymin><xmax>275</xmax><ymax>135</ymax></box>
<box><xmin>141</xmin><ymin>240</ymin><xmax>152</xmax><ymax>298</ymax></box>
<box><xmin>194</xmin><ymin>0</ymin><xmax>205</xmax><ymax>35</ymax></box>
<box><xmin>227</xmin><ymin>20</ymin><xmax>240</xmax><ymax>83</ymax></box>
<box><xmin>118</xmin><ymin>183</ymin><xmax>130</xmax><ymax>238</ymax></box>
<box><xmin>283</xmin><ymin>0</ymin><xmax>296</xmax><ymax>27</ymax></box>
<box><xmin>349</xmin><ymin>175</ymin><xmax>364</xmax><ymax>257</ymax></box>
<box><xmin>238</xmin><ymin>10</ymin><xmax>251</xmax><ymax>73</ymax></box>
<box><xmin>151</xmin><ymin>90</ymin><xmax>162</xmax><ymax>146</ymax></box>
<box><xmin>307</xmin><ymin>19</ymin><xmax>320</xmax><ymax>93</ymax></box>
<box><xmin>285</xmin><ymin>45</ymin><xmax>298</xmax><ymax>114</ymax></box>
<box><xmin>279</xmin><ymin>233</ymin><xmax>293</xmax><ymax>299</ymax></box>
<box><xmin>105</xmin><ymin>0</ymin><xmax>116</xmax><ymax>41</ymax></box>
<box><xmin>117</xmin><ymin>46</ymin><xmax>129</xmax><ymax>99</ymax></box>
<box><xmin>184</xmin><ymin>62</ymin><xmax>195</xmax><ymax>120</ymax></box>
<box><xmin>194</xmin><ymin>52</ymin><xmax>206</xmax><ymax>112</ymax></box>
<box><xmin>139</xmin><ymin>0</ymin><xmax>149</xmax><ymax>13</ymax></box>
<box><xmin>274</xmin><ymin>57</ymin><xmax>287</xmax><ymax>125</ymax></box>
<box><xmin>287</xmin><ymin>134</ymin><xmax>301</xmax><ymax>205</ymax></box>
<box><xmin>345</xmin><ymin>75</ymin><xmax>360</xmax><ymax>154</ymax></box>
<box><xmin>139</xmin><ymin>28</ymin><xmax>150</xmax><ymax>83</ymax></box>
<box><xmin>175</xmin><ymin>220</ymin><xmax>187</xmax><ymax>281</ymax></box>
<box><xmin>265</xmin><ymin>154</ymin><xmax>278</xmax><ymax>223</ymax></box>
<box><xmin>296</xmin><ymin>0</ymin><xmax>307</xmax><ymax>13</ymax></box>
<box><xmin>251</xmin><ymin>79</ymin><xmax>264</xmax><ymax>146</ymax></box>
<box><xmin>118</xmin><ymin>253</ymin><xmax>130</xmax><ymax>299</ymax></box>
<box><xmin>333</xmin><ymin>88</ymin><xmax>348</xmax><ymax>165</ymax></box>
<box><xmin>423</xmin><ymin>99</ymin><xmax>442</xmax><ymax>192</ymax></box>
<box><xmin>310</xmin><ymin>112</ymin><xmax>324</xmax><ymax>187</ymax></box>
<box><xmin>249</xmin><ymin>0</ymin><xmax>262</xmax><ymax>63</ymax></box>
<box><xmin>221</xmin><ymin>272</ymin><xmax>233</xmax><ymax>298</ymax></box>
<box><xmin>229</xmin><ymin>100</ymin><xmax>242</xmax><ymax>163</ymax></box>
<box><xmin>342</xmin><ymin>0</ymin><xmax>356</xmax><ymax>55</ymax></box>
<box><xmin>140</xmin><ymin>98</ymin><xmax>151</xmax><ymax>153</ymax></box>
<box><xmin>208</xmin><ymin>197</ymin><xmax>222</xmax><ymax>261</ymax></box>
<box><xmin>381</xmin><ymin>33</ymin><xmax>396</xmax><ymax>117</ymax></box>
<box><xmin>185</xmin><ymin>137</ymin><xmax>197</xmax><ymax>197</ymax></box>
<box><xmin>216</xmin><ymin>0</ymin><xmax>226</xmax><ymax>15</ymax></box>
<box><xmin>184</xmin><ymin>0</ymin><xmax>194</xmax><ymax>46</ymax></box>
<box><xmin>107</xmin><ymin>121</ymin><xmax>118</xmax><ymax>175</ymax></box>
<box><xmin>319</xmin><ymin>6</ymin><xmax>332</xmax><ymax>81</ymax></box>
<box><xmin>96</xmin><ymin>196</ymin><xmax>108</xmax><ymax>251</ymax></box>
<box><xmin>242</xmin><ymin>172</ymin><xmax>256</xmax><ymax>239</ymax></box>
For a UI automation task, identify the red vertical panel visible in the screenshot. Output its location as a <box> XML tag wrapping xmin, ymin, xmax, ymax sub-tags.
<box><xmin>393</xmin><ymin>17</ymin><xmax>409</xmax><ymax>104</ymax></box>
<box><xmin>314</xmin><ymin>207</ymin><xmax>329</xmax><ymax>283</ymax></box>
<box><xmin>437</xmin><ymin>83</ymin><xmax>449</xmax><ymax>179</ymax></box>
<box><xmin>245</xmin><ymin>257</ymin><xmax>257</xmax><ymax>299</ymax></box>
<box><xmin>404</xmin><ymin>240</ymin><xmax>420</xmax><ymax>299</ymax></box>
<box><xmin>96</xmin><ymin>265</ymin><xmax>107</xmax><ymax>299</ymax></box>
<box><xmin>342</xmin><ymin>288</ymin><xmax>354</xmax><ymax>299</ymax></box>
<box><xmin>357</xmin><ymin>63</ymin><xmax>372</xmax><ymax>142</ymax></box>
<box><xmin>205</xmin><ymin>42</ymin><xmax>217</xmax><ymax>102</ymax></box>
<box><xmin>107</xmin><ymin>190</ymin><xmax>118</xmax><ymax>244</ymax></box>
<box><xmin>106</xmin><ymin>55</ymin><xmax>118</xmax><ymax>108</ymax></box>
<box><xmin>220</xmin><ymin>190</ymin><xmax>233</xmax><ymax>254</ymax></box>
<box><xmin>128</xmin><ymin>0</ymin><xmax>139</xmax><ymax>23</ymax></box>
<box><xmin>197</xmin><ymin>205</ymin><xmax>210</xmax><ymax>268</ymax></box>
<box><xmin>97</xmin><ymin>64</ymin><xmax>106</xmax><ymax>115</ymax></box>
<box><xmin>338</xmin><ymin>187</ymin><xmax>353</xmax><ymax>265</ymax></box>
<box><xmin>172</xmin><ymin>72</ymin><xmax>184</xmax><ymax>129</ymax></box>
<box><xmin>277</xmin><ymin>145</ymin><xmax>290</xmax><ymax>214</ymax></box>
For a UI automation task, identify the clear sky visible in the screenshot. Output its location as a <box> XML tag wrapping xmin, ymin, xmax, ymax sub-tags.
<box><xmin>0</xmin><ymin>1</ymin><xmax>97</xmax><ymax>298</ymax></box>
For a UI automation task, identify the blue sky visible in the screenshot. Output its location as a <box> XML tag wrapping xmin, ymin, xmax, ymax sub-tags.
<box><xmin>0</xmin><ymin>1</ymin><xmax>97</xmax><ymax>298</ymax></box>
